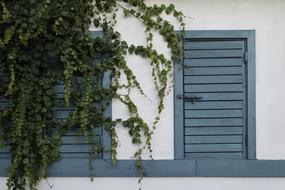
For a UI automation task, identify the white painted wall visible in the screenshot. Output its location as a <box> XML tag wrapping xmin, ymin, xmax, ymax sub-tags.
<box><xmin>2</xmin><ymin>0</ymin><xmax>285</xmax><ymax>189</ymax></box>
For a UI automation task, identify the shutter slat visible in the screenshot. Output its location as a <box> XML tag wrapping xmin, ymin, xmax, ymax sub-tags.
<box><xmin>0</xmin><ymin>152</ymin><xmax>101</xmax><ymax>158</ymax></box>
<box><xmin>54</xmin><ymin>110</ymin><xmax>72</xmax><ymax>119</ymax></box>
<box><xmin>184</xmin><ymin>67</ymin><xmax>242</xmax><ymax>76</ymax></box>
<box><xmin>0</xmin><ymin>154</ymin><xmax>10</xmax><ymax>158</ymax></box>
<box><xmin>185</xmin><ymin>135</ymin><xmax>243</xmax><ymax>144</ymax></box>
<box><xmin>54</xmin><ymin>84</ymin><xmax>65</xmax><ymax>93</ymax></box>
<box><xmin>185</xmin><ymin>127</ymin><xmax>243</xmax><ymax>135</ymax></box>
<box><xmin>184</xmin><ymin>50</ymin><xmax>243</xmax><ymax>59</ymax></box>
<box><xmin>185</xmin><ymin>110</ymin><xmax>243</xmax><ymax>118</ymax></box>
<box><xmin>185</xmin><ymin>92</ymin><xmax>243</xmax><ymax>101</ymax></box>
<box><xmin>61</xmin><ymin>136</ymin><xmax>101</xmax><ymax>144</ymax></box>
<box><xmin>53</xmin><ymin>127</ymin><xmax>101</xmax><ymax>135</ymax></box>
<box><xmin>56</xmin><ymin>94</ymin><xmax>64</xmax><ymax>99</ymax></box>
<box><xmin>0</xmin><ymin>136</ymin><xmax>102</xmax><ymax>156</ymax></box>
<box><xmin>184</xmin><ymin>58</ymin><xmax>243</xmax><ymax>67</ymax></box>
<box><xmin>184</xmin><ymin>84</ymin><xmax>243</xmax><ymax>93</ymax></box>
<box><xmin>185</xmin><ymin>118</ymin><xmax>243</xmax><ymax>127</ymax></box>
<box><xmin>184</xmin><ymin>75</ymin><xmax>243</xmax><ymax>84</ymax></box>
<box><xmin>185</xmin><ymin>152</ymin><xmax>243</xmax><ymax>159</ymax></box>
<box><xmin>185</xmin><ymin>101</ymin><xmax>242</xmax><ymax>110</ymax></box>
<box><xmin>184</xmin><ymin>41</ymin><xmax>243</xmax><ymax>50</ymax></box>
<box><xmin>185</xmin><ymin>144</ymin><xmax>243</xmax><ymax>153</ymax></box>
<box><xmin>59</xmin><ymin>145</ymin><xmax>93</xmax><ymax>153</ymax></box>
<box><xmin>0</xmin><ymin>136</ymin><xmax>101</xmax><ymax>147</ymax></box>
<box><xmin>60</xmin><ymin>153</ymin><xmax>101</xmax><ymax>158</ymax></box>
<box><xmin>0</xmin><ymin>100</ymin><xmax>8</xmax><ymax>108</ymax></box>
<box><xmin>0</xmin><ymin>147</ymin><xmax>9</xmax><ymax>153</ymax></box>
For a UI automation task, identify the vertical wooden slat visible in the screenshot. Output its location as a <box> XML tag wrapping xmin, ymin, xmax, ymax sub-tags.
<box><xmin>241</xmin><ymin>40</ymin><xmax>247</xmax><ymax>159</ymax></box>
<box><xmin>102</xmin><ymin>70</ymin><xmax>112</xmax><ymax>160</ymax></box>
<box><xmin>174</xmin><ymin>31</ymin><xmax>185</xmax><ymax>160</ymax></box>
<box><xmin>246</xmin><ymin>31</ymin><xmax>256</xmax><ymax>159</ymax></box>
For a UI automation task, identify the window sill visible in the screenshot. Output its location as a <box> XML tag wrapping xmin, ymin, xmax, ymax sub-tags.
<box><xmin>2</xmin><ymin>158</ymin><xmax>285</xmax><ymax>177</ymax></box>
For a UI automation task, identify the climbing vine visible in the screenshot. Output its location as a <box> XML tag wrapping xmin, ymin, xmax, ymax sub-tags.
<box><xmin>0</xmin><ymin>0</ymin><xmax>184</xmax><ymax>189</ymax></box>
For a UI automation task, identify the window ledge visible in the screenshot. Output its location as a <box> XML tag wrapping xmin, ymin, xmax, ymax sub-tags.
<box><xmin>2</xmin><ymin>159</ymin><xmax>285</xmax><ymax>177</ymax></box>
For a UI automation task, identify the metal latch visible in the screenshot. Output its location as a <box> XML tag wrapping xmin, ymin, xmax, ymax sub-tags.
<box><xmin>176</xmin><ymin>95</ymin><xmax>202</xmax><ymax>104</ymax></box>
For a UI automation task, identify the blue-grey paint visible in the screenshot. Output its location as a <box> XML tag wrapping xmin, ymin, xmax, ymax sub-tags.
<box><xmin>102</xmin><ymin>70</ymin><xmax>112</xmax><ymax>159</ymax></box>
<box><xmin>0</xmin><ymin>30</ymin><xmax>276</xmax><ymax>178</ymax></box>
<box><xmin>196</xmin><ymin>160</ymin><xmax>285</xmax><ymax>177</ymax></box>
<box><xmin>91</xmin><ymin>31</ymin><xmax>112</xmax><ymax>159</ymax></box>
<box><xmin>246</xmin><ymin>31</ymin><xmax>256</xmax><ymax>159</ymax></box>
<box><xmin>174</xmin><ymin>33</ymin><xmax>185</xmax><ymax>160</ymax></box>
<box><xmin>174</xmin><ymin>30</ymin><xmax>256</xmax><ymax>160</ymax></box>
<box><xmin>2</xmin><ymin>159</ymin><xmax>285</xmax><ymax>177</ymax></box>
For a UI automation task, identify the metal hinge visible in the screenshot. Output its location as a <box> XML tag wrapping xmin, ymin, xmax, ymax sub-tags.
<box><xmin>244</xmin><ymin>51</ymin><xmax>248</xmax><ymax>64</ymax></box>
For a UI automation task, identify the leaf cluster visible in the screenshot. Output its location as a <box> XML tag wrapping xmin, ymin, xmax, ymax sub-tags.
<box><xmin>0</xmin><ymin>0</ymin><xmax>184</xmax><ymax>189</ymax></box>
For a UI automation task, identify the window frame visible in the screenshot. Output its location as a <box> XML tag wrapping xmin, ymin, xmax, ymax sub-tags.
<box><xmin>3</xmin><ymin>30</ymin><xmax>285</xmax><ymax>178</ymax></box>
<box><xmin>174</xmin><ymin>30</ymin><xmax>256</xmax><ymax>160</ymax></box>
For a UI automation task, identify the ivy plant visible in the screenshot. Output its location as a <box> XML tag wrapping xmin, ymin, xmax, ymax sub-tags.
<box><xmin>0</xmin><ymin>0</ymin><xmax>185</xmax><ymax>189</ymax></box>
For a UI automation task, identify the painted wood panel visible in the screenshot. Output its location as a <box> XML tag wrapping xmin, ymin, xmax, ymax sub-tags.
<box><xmin>184</xmin><ymin>40</ymin><xmax>243</xmax><ymax>50</ymax></box>
<box><xmin>185</xmin><ymin>135</ymin><xmax>243</xmax><ymax>144</ymax></box>
<box><xmin>184</xmin><ymin>58</ymin><xmax>243</xmax><ymax>67</ymax></box>
<box><xmin>184</xmin><ymin>92</ymin><xmax>243</xmax><ymax>101</ymax></box>
<box><xmin>185</xmin><ymin>144</ymin><xmax>243</xmax><ymax>152</ymax></box>
<box><xmin>184</xmin><ymin>49</ymin><xmax>243</xmax><ymax>59</ymax></box>
<box><xmin>184</xmin><ymin>66</ymin><xmax>243</xmax><ymax>76</ymax></box>
<box><xmin>185</xmin><ymin>118</ymin><xmax>243</xmax><ymax>127</ymax></box>
<box><xmin>185</xmin><ymin>110</ymin><xmax>243</xmax><ymax>118</ymax></box>
<box><xmin>184</xmin><ymin>84</ymin><xmax>243</xmax><ymax>93</ymax></box>
<box><xmin>185</xmin><ymin>152</ymin><xmax>243</xmax><ymax>159</ymax></box>
<box><xmin>179</xmin><ymin>37</ymin><xmax>248</xmax><ymax>160</ymax></box>
<box><xmin>185</xmin><ymin>127</ymin><xmax>243</xmax><ymax>135</ymax></box>
<box><xmin>185</xmin><ymin>101</ymin><xmax>243</xmax><ymax>110</ymax></box>
<box><xmin>184</xmin><ymin>75</ymin><xmax>243</xmax><ymax>84</ymax></box>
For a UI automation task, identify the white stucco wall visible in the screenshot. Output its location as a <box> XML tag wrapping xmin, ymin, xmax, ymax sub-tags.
<box><xmin>2</xmin><ymin>0</ymin><xmax>285</xmax><ymax>189</ymax></box>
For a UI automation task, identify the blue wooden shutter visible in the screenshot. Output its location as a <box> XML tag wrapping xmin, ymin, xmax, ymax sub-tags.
<box><xmin>175</xmin><ymin>31</ymin><xmax>251</xmax><ymax>160</ymax></box>
<box><xmin>0</xmin><ymin>31</ymin><xmax>110</xmax><ymax>160</ymax></box>
<box><xmin>0</xmin><ymin>78</ymin><xmax>106</xmax><ymax>159</ymax></box>
<box><xmin>54</xmin><ymin>81</ymin><xmax>104</xmax><ymax>158</ymax></box>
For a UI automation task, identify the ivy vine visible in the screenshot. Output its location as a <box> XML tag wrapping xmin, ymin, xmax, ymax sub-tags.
<box><xmin>0</xmin><ymin>0</ymin><xmax>185</xmax><ymax>189</ymax></box>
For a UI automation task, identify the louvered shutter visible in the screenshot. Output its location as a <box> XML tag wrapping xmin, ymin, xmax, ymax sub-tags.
<box><xmin>55</xmin><ymin>82</ymin><xmax>104</xmax><ymax>158</ymax></box>
<box><xmin>176</xmin><ymin>33</ymin><xmax>249</xmax><ymax>160</ymax></box>
<box><xmin>0</xmin><ymin>78</ymin><xmax>106</xmax><ymax>159</ymax></box>
<box><xmin>0</xmin><ymin>32</ymin><xmax>109</xmax><ymax>160</ymax></box>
